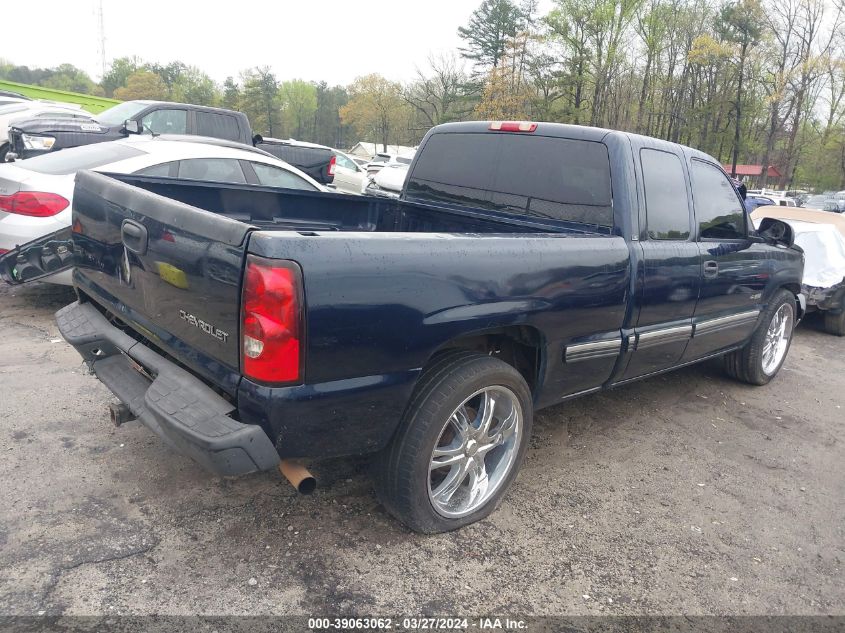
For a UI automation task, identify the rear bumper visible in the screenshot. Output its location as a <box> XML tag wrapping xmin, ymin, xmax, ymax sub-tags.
<box><xmin>56</xmin><ymin>301</ymin><xmax>280</xmax><ymax>476</ymax></box>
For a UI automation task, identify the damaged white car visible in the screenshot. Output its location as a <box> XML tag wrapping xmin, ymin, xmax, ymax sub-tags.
<box><xmin>751</xmin><ymin>206</ymin><xmax>845</xmax><ymax>335</ymax></box>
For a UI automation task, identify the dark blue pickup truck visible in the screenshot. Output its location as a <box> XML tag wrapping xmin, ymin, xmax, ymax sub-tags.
<box><xmin>4</xmin><ymin>122</ymin><xmax>805</xmax><ymax>532</ymax></box>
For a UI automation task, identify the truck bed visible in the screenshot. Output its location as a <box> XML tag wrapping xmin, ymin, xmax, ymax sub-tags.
<box><xmin>110</xmin><ymin>173</ymin><xmax>609</xmax><ymax>236</ymax></box>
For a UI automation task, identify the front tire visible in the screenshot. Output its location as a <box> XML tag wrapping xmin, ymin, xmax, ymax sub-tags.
<box><xmin>724</xmin><ymin>289</ymin><xmax>796</xmax><ymax>385</ymax></box>
<box><xmin>375</xmin><ymin>351</ymin><xmax>533</xmax><ymax>533</ymax></box>
<box><xmin>0</xmin><ymin>143</ymin><xmax>9</xmax><ymax>162</ymax></box>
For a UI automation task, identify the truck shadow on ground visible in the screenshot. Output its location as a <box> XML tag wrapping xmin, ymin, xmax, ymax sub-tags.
<box><xmin>2</xmin><ymin>282</ymin><xmax>76</xmax><ymax>310</ymax></box>
<box><xmin>87</xmin><ymin>317</ymin><xmax>830</xmax><ymax>542</ymax></box>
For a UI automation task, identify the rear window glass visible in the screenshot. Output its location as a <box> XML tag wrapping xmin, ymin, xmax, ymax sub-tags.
<box><xmin>17</xmin><ymin>143</ymin><xmax>146</xmax><ymax>175</ymax></box>
<box><xmin>178</xmin><ymin>158</ymin><xmax>246</xmax><ymax>184</ymax></box>
<box><xmin>406</xmin><ymin>133</ymin><xmax>613</xmax><ymax>227</ymax></box>
<box><xmin>196</xmin><ymin>112</ymin><xmax>242</xmax><ymax>141</ymax></box>
<box><xmin>251</xmin><ymin>162</ymin><xmax>317</xmax><ymax>190</ymax></box>
<box><xmin>134</xmin><ymin>161</ymin><xmax>176</xmax><ymax>177</ymax></box>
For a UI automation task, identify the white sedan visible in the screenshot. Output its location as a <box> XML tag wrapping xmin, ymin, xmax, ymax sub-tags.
<box><xmin>0</xmin><ymin>134</ymin><xmax>324</xmax><ymax>284</ymax></box>
<box><xmin>331</xmin><ymin>149</ymin><xmax>369</xmax><ymax>195</ymax></box>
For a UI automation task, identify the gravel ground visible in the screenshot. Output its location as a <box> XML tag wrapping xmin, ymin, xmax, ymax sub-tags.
<box><xmin>0</xmin><ymin>281</ymin><xmax>843</xmax><ymax>618</ymax></box>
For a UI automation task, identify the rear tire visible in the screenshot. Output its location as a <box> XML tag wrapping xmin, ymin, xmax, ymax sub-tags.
<box><xmin>723</xmin><ymin>289</ymin><xmax>796</xmax><ymax>385</ymax></box>
<box><xmin>375</xmin><ymin>351</ymin><xmax>532</xmax><ymax>533</ymax></box>
<box><xmin>823</xmin><ymin>306</ymin><xmax>845</xmax><ymax>336</ymax></box>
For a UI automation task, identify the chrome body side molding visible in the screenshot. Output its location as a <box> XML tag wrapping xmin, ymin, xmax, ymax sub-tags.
<box><xmin>565</xmin><ymin>337</ymin><xmax>622</xmax><ymax>363</ymax></box>
<box><xmin>693</xmin><ymin>310</ymin><xmax>760</xmax><ymax>337</ymax></box>
<box><xmin>635</xmin><ymin>324</ymin><xmax>693</xmax><ymax>350</ymax></box>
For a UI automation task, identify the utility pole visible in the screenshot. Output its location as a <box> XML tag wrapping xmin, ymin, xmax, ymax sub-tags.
<box><xmin>97</xmin><ymin>0</ymin><xmax>107</xmax><ymax>78</ymax></box>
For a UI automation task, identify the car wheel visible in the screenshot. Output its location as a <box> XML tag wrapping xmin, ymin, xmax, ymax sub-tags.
<box><xmin>375</xmin><ymin>351</ymin><xmax>532</xmax><ymax>533</ymax></box>
<box><xmin>0</xmin><ymin>143</ymin><xmax>8</xmax><ymax>162</ymax></box>
<box><xmin>724</xmin><ymin>289</ymin><xmax>796</xmax><ymax>385</ymax></box>
<box><xmin>823</xmin><ymin>305</ymin><xmax>845</xmax><ymax>336</ymax></box>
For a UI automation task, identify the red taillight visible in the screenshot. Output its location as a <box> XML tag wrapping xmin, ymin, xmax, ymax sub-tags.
<box><xmin>328</xmin><ymin>155</ymin><xmax>336</xmax><ymax>177</ymax></box>
<box><xmin>489</xmin><ymin>121</ymin><xmax>537</xmax><ymax>133</ymax></box>
<box><xmin>0</xmin><ymin>249</ymin><xmax>8</xmax><ymax>255</ymax></box>
<box><xmin>0</xmin><ymin>191</ymin><xmax>69</xmax><ymax>217</ymax></box>
<box><xmin>241</xmin><ymin>255</ymin><xmax>303</xmax><ymax>384</ymax></box>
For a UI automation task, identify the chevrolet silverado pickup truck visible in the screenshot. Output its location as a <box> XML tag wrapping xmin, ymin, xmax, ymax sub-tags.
<box><xmin>5</xmin><ymin>121</ymin><xmax>804</xmax><ymax>532</ymax></box>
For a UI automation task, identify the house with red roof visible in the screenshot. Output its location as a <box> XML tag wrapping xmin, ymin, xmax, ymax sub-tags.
<box><xmin>722</xmin><ymin>164</ymin><xmax>783</xmax><ymax>189</ymax></box>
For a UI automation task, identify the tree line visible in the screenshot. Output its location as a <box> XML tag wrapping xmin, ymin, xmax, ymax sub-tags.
<box><xmin>2</xmin><ymin>0</ymin><xmax>845</xmax><ymax>190</ymax></box>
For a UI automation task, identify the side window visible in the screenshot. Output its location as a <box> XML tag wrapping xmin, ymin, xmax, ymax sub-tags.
<box><xmin>140</xmin><ymin>109</ymin><xmax>187</xmax><ymax>135</ymax></box>
<box><xmin>178</xmin><ymin>158</ymin><xmax>246</xmax><ymax>184</ymax></box>
<box><xmin>334</xmin><ymin>154</ymin><xmax>354</xmax><ymax>170</ymax></box>
<box><xmin>251</xmin><ymin>162</ymin><xmax>317</xmax><ymax>191</ymax></box>
<box><xmin>641</xmin><ymin>148</ymin><xmax>690</xmax><ymax>240</ymax></box>
<box><xmin>690</xmin><ymin>161</ymin><xmax>747</xmax><ymax>240</ymax></box>
<box><xmin>134</xmin><ymin>161</ymin><xmax>177</xmax><ymax>177</ymax></box>
<box><xmin>195</xmin><ymin>112</ymin><xmax>241</xmax><ymax>141</ymax></box>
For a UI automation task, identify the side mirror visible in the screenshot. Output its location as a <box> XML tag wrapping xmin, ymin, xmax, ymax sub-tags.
<box><xmin>252</xmin><ymin>134</ymin><xmax>264</xmax><ymax>146</ymax></box>
<box><xmin>123</xmin><ymin>119</ymin><xmax>141</xmax><ymax>135</ymax></box>
<box><xmin>756</xmin><ymin>218</ymin><xmax>795</xmax><ymax>248</ymax></box>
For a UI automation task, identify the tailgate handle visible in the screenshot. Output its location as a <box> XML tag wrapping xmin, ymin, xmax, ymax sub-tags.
<box><xmin>121</xmin><ymin>220</ymin><xmax>148</xmax><ymax>255</ymax></box>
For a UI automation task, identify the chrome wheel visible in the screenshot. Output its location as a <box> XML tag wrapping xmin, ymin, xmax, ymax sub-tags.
<box><xmin>427</xmin><ymin>386</ymin><xmax>523</xmax><ymax>518</ymax></box>
<box><xmin>761</xmin><ymin>303</ymin><xmax>793</xmax><ymax>376</ymax></box>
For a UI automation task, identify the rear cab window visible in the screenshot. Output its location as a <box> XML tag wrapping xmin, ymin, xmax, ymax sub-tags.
<box><xmin>405</xmin><ymin>132</ymin><xmax>613</xmax><ymax>230</ymax></box>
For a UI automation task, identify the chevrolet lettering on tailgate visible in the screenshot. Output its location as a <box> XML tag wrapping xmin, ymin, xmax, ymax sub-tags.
<box><xmin>179</xmin><ymin>310</ymin><xmax>229</xmax><ymax>343</ymax></box>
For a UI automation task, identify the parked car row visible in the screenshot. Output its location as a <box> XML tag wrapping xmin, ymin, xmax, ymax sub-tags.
<box><xmin>743</xmin><ymin>187</ymin><xmax>845</xmax><ymax>213</ymax></box>
<box><xmin>802</xmin><ymin>192</ymin><xmax>845</xmax><ymax>213</ymax></box>
<box><xmin>0</xmin><ymin>96</ymin><xmax>424</xmax><ymax>285</ymax></box>
<box><xmin>0</xmin><ymin>133</ymin><xmax>326</xmax><ymax>284</ymax></box>
<box><xmin>3</xmin><ymin>97</ymin><xmax>414</xmax><ymax>195</ymax></box>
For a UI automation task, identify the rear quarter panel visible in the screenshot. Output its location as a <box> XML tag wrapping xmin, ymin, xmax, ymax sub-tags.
<box><xmin>240</xmin><ymin>230</ymin><xmax>631</xmax><ymax>457</ymax></box>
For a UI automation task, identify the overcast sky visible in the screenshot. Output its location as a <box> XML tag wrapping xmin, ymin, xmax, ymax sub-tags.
<box><xmin>4</xmin><ymin>0</ymin><xmax>502</xmax><ymax>85</ymax></box>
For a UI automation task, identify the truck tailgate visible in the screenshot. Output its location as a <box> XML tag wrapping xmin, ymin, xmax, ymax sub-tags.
<box><xmin>71</xmin><ymin>170</ymin><xmax>253</xmax><ymax>392</ymax></box>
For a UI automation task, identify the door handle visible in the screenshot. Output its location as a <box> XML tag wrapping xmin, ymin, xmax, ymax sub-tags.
<box><xmin>703</xmin><ymin>260</ymin><xmax>719</xmax><ymax>278</ymax></box>
<box><xmin>121</xmin><ymin>220</ymin><xmax>148</xmax><ymax>255</ymax></box>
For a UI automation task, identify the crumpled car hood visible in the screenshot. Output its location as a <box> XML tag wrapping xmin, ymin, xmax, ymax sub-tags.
<box><xmin>10</xmin><ymin>117</ymin><xmax>110</xmax><ymax>136</ymax></box>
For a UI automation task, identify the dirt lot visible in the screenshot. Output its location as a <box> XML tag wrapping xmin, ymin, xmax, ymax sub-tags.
<box><xmin>0</xmin><ymin>281</ymin><xmax>843</xmax><ymax>618</ymax></box>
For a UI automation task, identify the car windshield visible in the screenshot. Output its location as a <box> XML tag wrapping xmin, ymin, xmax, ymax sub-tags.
<box><xmin>95</xmin><ymin>101</ymin><xmax>149</xmax><ymax>126</ymax></box>
<box><xmin>17</xmin><ymin>143</ymin><xmax>146</xmax><ymax>175</ymax></box>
